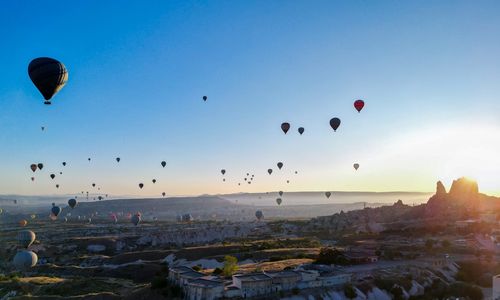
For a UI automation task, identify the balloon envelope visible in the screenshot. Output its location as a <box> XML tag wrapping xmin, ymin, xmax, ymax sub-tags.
<box><xmin>51</xmin><ymin>205</ymin><xmax>61</xmax><ymax>217</ymax></box>
<box><xmin>13</xmin><ymin>250</ymin><xmax>38</xmax><ymax>270</ymax></box>
<box><xmin>277</xmin><ymin>162</ymin><xmax>283</xmax><ymax>170</ymax></box>
<box><xmin>161</xmin><ymin>161</ymin><xmax>166</xmax><ymax>168</ymax></box>
<box><xmin>30</xmin><ymin>164</ymin><xmax>37</xmax><ymax>172</ymax></box>
<box><xmin>37</xmin><ymin>163</ymin><xmax>43</xmax><ymax>170</ymax></box>
<box><xmin>28</xmin><ymin>57</ymin><xmax>68</xmax><ymax>103</ymax></box>
<box><xmin>281</xmin><ymin>122</ymin><xmax>290</xmax><ymax>134</ymax></box>
<box><xmin>298</xmin><ymin>127</ymin><xmax>304</xmax><ymax>135</ymax></box>
<box><xmin>68</xmin><ymin>198</ymin><xmax>77</xmax><ymax>209</ymax></box>
<box><xmin>276</xmin><ymin>198</ymin><xmax>282</xmax><ymax>205</ymax></box>
<box><xmin>330</xmin><ymin>118</ymin><xmax>341</xmax><ymax>131</ymax></box>
<box><xmin>353</xmin><ymin>163</ymin><xmax>360</xmax><ymax>170</ymax></box>
<box><xmin>18</xmin><ymin>230</ymin><xmax>35</xmax><ymax>248</ymax></box>
<box><xmin>267</xmin><ymin>169</ymin><xmax>273</xmax><ymax>175</ymax></box>
<box><xmin>131</xmin><ymin>213</ymin><xmax>141</xmax><ymax>226</ymax></box>
<box><xmin>255</xmin><ymin>210</ymin><xmax>264</xmax><ymax>220</ymax></box>
<box><xmin>354</xmin><ymin>99</ymin><xmax>365</xmax><ymax>112</ymax></box>
<box><xmin>325</xmin><ymin>192</ymin><xmax>331</xmax><ymax>198</ymax></box>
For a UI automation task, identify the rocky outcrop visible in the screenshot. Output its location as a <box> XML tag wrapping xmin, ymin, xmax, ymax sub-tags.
<box><xmin>436</xmin><ymin>181</ymin><xmax>446</xmax><ymax>196</ymax></box>
<box><xmin>426</xmin><ymin>177</ymin><xmax>480</xmax><ymax>219</ymax></box>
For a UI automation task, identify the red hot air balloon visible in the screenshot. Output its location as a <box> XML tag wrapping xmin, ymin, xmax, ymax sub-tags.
<box><xmin>354</xmin><ymin>99</ymin><xmax>365</xmax><ymax>112</ymax></box>
<box><xmin>281</xmin><ymin>122</ymin><xmax>290</xmax><ymax>134</ymax></box>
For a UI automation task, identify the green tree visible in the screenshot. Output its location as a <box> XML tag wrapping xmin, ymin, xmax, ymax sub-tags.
<box><xmin>223</xmin><ymin>255</ymin><xmax>238</xmax><ymax>277</ymax></box>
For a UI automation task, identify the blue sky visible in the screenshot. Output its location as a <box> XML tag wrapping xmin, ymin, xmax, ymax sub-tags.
<box><xmin>1</xmin><ymin>0</ymin><xmax>499</xmax><ymax>197</ymax></box>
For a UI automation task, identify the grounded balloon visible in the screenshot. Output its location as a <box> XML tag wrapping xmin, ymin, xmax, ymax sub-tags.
<box><xmin>203</xmin><ymin>96</ymin><xmax>207</xmax><ymax>101</ymax></box>
<box><xmin>354</xmin><ymin>99</ymin><xmax>365</xmax><ymax>112</ymax></box>
<box><xmin>131</xmin><ymin>213</ymin><xmax>141</xmax><ymax>226</ymax></box>
<box><xmin>276</xmin><ymin>198</ymin><xmax>282</xmax><ymax>205</ymax></box>
<box><xmin>19</xmin><ymin>219</ymin><xmax>28</xmax><ymax>227</ymax></box>
<box><xmin>221</xmin><ymin>169</ymin><xmax>226</xmax><ymax>175</ymax></box>
<box><xmin>298</xmin><ymin>127</ymin><xmax>304</xmax><ymax>135</ymax></box>
<box><xmin>50</xmin><ymin>174</ymin><xmax>55</xmax><ymax>179</ymax></box>
<box><xmin>68</xmin><ymin>198</ymin><xmax>77</xmax><ymax>209</ymax></box>
<box><xmin>139</xmin><ymin>183</ymin><xmax>144</xmax><ymax>189</ymax></box>
<box><xmin>325</xmin><ymin>192</ymin><xmax>331</xmax><ymax>198</ymax></box>
<box><xmin>51</xmin><ymin>204</ymin><xmax>61</xmax><ymax>217</ymax></box>
<box><xmin>255</xmin><ymin>210</ymin><xmax>264</xmax><ymax>220</ymax></box>
<box><xmin>330</xmin><ymin>118</ymin><xmax>341</xmax><ymax>131</ymax></box>
<box><xmin>98</xmin><ymin>196</ymin><xmax>103</xmax><ymax>201</ymax></box>
<box><xmin>13</xmin><ymin>250</ymin><xmax>38</xmax><ymax>270</ymax></box>
<box><xmin>161</xmin><ymin>161</ymin><xmax>166</xmax><ymax>168</ymax></box>
<box><xmin>30</xmin><ymin>164</ymin><xmax>37</xmax><ymax>172</ymax></box>
<box><xmin>152</xmin><ymin>179</ymin><xmax>156</xmax><ymax>184</ymax></box>
<box><xmin>116</xmin><ymin>157</ymin><xmax>120</xmax><ymax>162</ymax></box>
<box><xmin>28</xmin><ymin>57</ymin><xmax>68</xmax><ymax>104</ymax></box>
<box><xmin>277</xmin><ymin>162</ymin><xmax>283</xmax><ymax>170</ymax></box>
<box><xmin>267</xmin><ymin>169</ymin><xmax>273</xmax><ymax>175</ymax></box>
<box><xmin>37</xmin><ymin>163</ymin><xmax>43</xmax><ymax>170</ymax></box>
<box><xmin>281</xmin><ymin>122</ymin><xmax>290</xmax><ymax>134</ymax></box>
<box><xmin>18</xmin><ymin>230</ymin><xmax>35</xmax><ymax>248</ymax></box>
<box><xmin>353</xmin><ymin>163</ymin><xmax>360</xmax><ymax>170</ymax></box>
<box><xmin>279</xmin><ymin>191</ymin><xmax>283</xmax><ymax>196</ymax></box>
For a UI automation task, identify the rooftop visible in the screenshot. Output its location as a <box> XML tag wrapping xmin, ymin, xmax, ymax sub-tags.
<box><xmin>187</xmin><ymin>277</ymin><xmax>223</xmax><ymax>288</ymax></box>
<box><xmin>233</xmin><ymin>273</ymin><xmax>272</xmax><ymax>282</ymax></box>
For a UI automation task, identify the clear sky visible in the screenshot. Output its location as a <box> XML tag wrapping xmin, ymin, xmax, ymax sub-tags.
<box><xmin>1</xmin><ymin>0</ymin><xmax>499</xmax><ymax>197</ymax></box>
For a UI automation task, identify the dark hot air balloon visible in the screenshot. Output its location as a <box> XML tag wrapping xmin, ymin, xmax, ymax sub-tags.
<box><xmin>279</xmin><ymin>191</ymin><xmax>283</xmax><ymax>196</ymax></box>
<box><xmin>51</xmin><ymin>204</ymin><xmax>61</xmax><ymax>216</ymax></box>
<box><xmin>68</xmin><ymin>198</ymin><xmax>76</xmax><ymax>209</ymax></box>
<box><xmin>161</xmin><ymin>161</ymin><xmax>166</xmax><ymax>168</ymax></box>
<box><xmin>162</xmin><ymin>192</ymin><xmax>166</xmax><ymax>197</ymax></box>
<box><xmin>13</xmin><ymin>250</ymin><xmax>38</xmax><ymax>270</ymax></box>
<box><xmin>116</xmin><ymin>157</ymin><xmax>120</xmax><ymax>162</ymax></box>
<box><xmin>50</xmin><ymin>174</ymin><xmax>55</xmax><ymax>179</ymax></box>
<box><xmin>267</xmin><ymin>169</ymin><xmax>273</xmax><ymax>175</ymax></box>
<box><xmin>30</xmin><ymin>164</ymin><xmax>37</xmax><ymax>172</ymax></box>
<box><xmin>255</xmin><ymin>210</ymin><xmax>263</xmax><ymax>220</ymax></box>
<box><xmin>62</xmin><ymin>162</ymin><xmax>66</xmax><ymax>166</ymax></box>
<box><xmin>55</xmin><ymin>184</ymin><xmax>59</xmax><ymax>188</ymax></box>
<box><xmin>203</xmin><ymin>96</ymin><xmax>207</xmax><ymax>101</ymax></box>
<box><xmin>131</xmin><ymin>213</ymin><xmax>141</xmax><ymax>226</ymax></box>
<box><xmin>31</xmin><ymin>177</ymin><xmax>35</xmax><ymax>181</ymax></box>
<box><xmin>28</xmin><ymin>57</ymin><xmax>68</xmax><ymax>104</ymax></box>
<box><xmin>221</xmin><ymin>169</ymin><xmax>226</xmax><ymax>175</ymax></box>
<box><xmin>281</xmin><ymin>122</ymin><xmax>290</xmax><ymax>134</ymax></box>
<box><xmin>139</xmin><ymin>183</ymin><xmax>144</xmax><ymax>189</ymax></box>
<box><xmin>329</xmin><ymin>118</ymin><xmax>341</xmax><ymax>131</ymax></box>
<box><xmin>37</xmin><ymin>163</ymin><xmax>43</xmax><ymax>170</ymax></box>
<box><xmin>277</xmin><ymin>162</ymin><xmax>283</xmax><ymax>170</ymax></box>
<box><xmin>92</xmin><ymin>183</ymin><xmax>95</xmax><ymax>187</ymax></box>
<box><xmin>353</xmin><ymin>163</ymin><xmax>359</xmax><ymax>170</ymax></box>
<box><xmin>152</xmin><ymin>179</ymin><xmax>156</xmax><ymax>184</ymax></box>
<box><xmin>276</xmin><ymin>198</ymin><xmax>282</xmax><ymax>205</ymax></box>
<box><xmin>17</xmin><ymin>230</ymin><xmax>35</xmax><ymax>248</ymax></box>
<box><xmin>298</xmin><ymin>127</ymin><xmax>304</xmax><ymax>135</ymax></box>
<box><xmin>325</xmin><ymin>192</ymin><xmax>331</xmax><ymax>198</ymax></box>
<box><xmin>354</xmin><ymin>99</ymin><xmax>365</xmax><ymax>112</ymax></box>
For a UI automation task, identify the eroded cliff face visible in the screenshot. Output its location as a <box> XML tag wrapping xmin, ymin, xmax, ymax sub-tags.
<box><xmin>425</xmin><ymin>177</ymin><xmax>479</xmax><ymax>218</ymax></box>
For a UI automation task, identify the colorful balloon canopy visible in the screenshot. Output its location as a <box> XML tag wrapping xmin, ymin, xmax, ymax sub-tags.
<box><xmin>354</xmin><ymin>99</ymin><xmax>365</xmax><ymax>112</ymax></box>
<box><xmin>28</xmin><ymin>57</ymin><xmax>68</xmax><ymax>104</ymax></box>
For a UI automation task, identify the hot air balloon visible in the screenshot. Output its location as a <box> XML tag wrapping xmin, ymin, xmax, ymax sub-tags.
<box><xmin>41</xmin><ymin>126</ymin><xmax>45</xmax><ymax>131</ymax></box>
<box><xmin>279</xmin><ymin>191</ymin><xmax>283</xmax><ymax>196</ymax></box>
<box><xmin>277</xmin><ymin>162</ymin><xmax>283</xmax><ymax>170</ymax></box>
<box><xmin>286</xmin><ymin>180</ymin><xmax>290</xmax><ymax>184</ymax></box>
<box><xmin>267</xmin><ymin>169</ymin><xmax>273</xmax><ymax>175</ymax></box>
<box><xmin>68</xmin><ymin>198</ymin><xmax>77</xmax><ymax>209</ymax></box>
<box><xmin>19</xmin><ymin>219</ymin><xmax>28</xmax><ymax>227</ymax></box>
<box><xmin>294</xmin><ymin>171</ymin><xmax>298</xmax><ymax>174</ymax></box>
<box><xmin>221</xmin><ymin>169</ymin><xmax>226</xmax><ymax>175</ymax></box>
<box><xmin>161</xmin><ymin>161</ymin><xmax>166</xmax><ymax>168</ymax></box>
<box><xmin>62</xmin><ymin>162</ymin><xmax>66</xmax><ymax>166</ymax></box>
<box><xmin>13</xmin><ymin>250</ymin><xmax>38</xmax><ymax>270</ymax></box>
<box><xmin>92</xmin><ymin>183</ymin><xmax>96</xmax><ymax>187</ymax></box>
<box><xmin>28</xmin><ymin>57</ymin><xmax>68</xmax><ymax>104</ymax></box>
<box><xmin>0</xmin><ymin>208</ymin><xmax>3</xmax><ymax>214</ymax></box>
<box><xmin>30</xmin><ymin>164</ymin><xmax>37</xmax><ymax>172</ymax></box>
<box><xmin>330</xmin><ymin>118</ymin><xmax>341</xmax><ymax>132</ymax></box>
<box><xmin>353</xmin><ymin>163</ymin><xmax>359</xmax><ymax>170</ymax></box>
<box><xmin>30</xmin><ymin>214</ymin><xmax>36</xmax><ymax>219</ymax></box>
<box><xmin>131</xmin><ymin>213</ymin><xmax>141</xmax><ymax>226</ymax></box>
<box><xmin>298</xmin><ymin>127</ymin><xmax>304</xmax><ymax>135</ymax></box>
<box><xmin>30</xmin><ymin>176</ymin><xmax>35</xmax><ymax>181</ymax></box>
<box><xmin>325</xmin><ymin>192</ymin><xmax>331</xmax><ymax>198</ymax></box>
<box><xmin>139</xmin><ymin>183</ymin><xmax>144</xmax><ymax>189</ymax></box>
<box><xmin>50</xmin><ymin>174</ymin><xmax>55</xmax><ymax>179</ymax></box>
<box><xmin>37</xmin><ymin>163</ymin><xmax>43</xmax><ymax>170</ymax></box>
<box><xmin>223</xmin><ymin>178</ymin><xmax>226</xmax><ymax>182</ymax></box>
<box><xmin>55</xmin><ymin>184</ymin><xmax>59</xmax><ymax>188</ymax></box>
<box><xmin>88</xmin><ymin>158</ymin><xmax>91</xmax><ymax>162</ymax></box>
<box><xmin>98</xmin><ymin>196</ymin><xmax>103</xmax><ymax>201</ymax></box>
<box><xmin>203</xmin><ymin>96</ymin><xmax>208</xmax><ymax>101</ymax></box>
<box><xmin>354</xmin><ymin>99</ymin><xmax>365</xmax><ymax>112</ymax></box>
<box><xmin>51</xmin><ymin>204</ymin><xmax>61</xmax><ymax>217</ymax></box>
<box><xmin>276</xmin><ymin>198</ymin><xmax>282</xmax><ymax>205</ymax></box>
<box><xmin>17</xmin><ymin>230</ymin><xmax>35</xmax><ymax>248</ymax></box>
<box><xmin>162</xmin><ymin>192</ymin><xmax>166</xmax><ymax>197</ymax></box>
<box><xmin>152</xmin><ymin>179</ymin><xmax>156</xmax><ymax>184</ymax></box>
<box><xmin>281</xmin><ymin>122</ymin><xmax>290</xmax><ymax>134</ymax></box>
<box><xmin>255</xmin><ymin>210</ymin><xmax>264</xmax><ymax>220</ymax></box>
